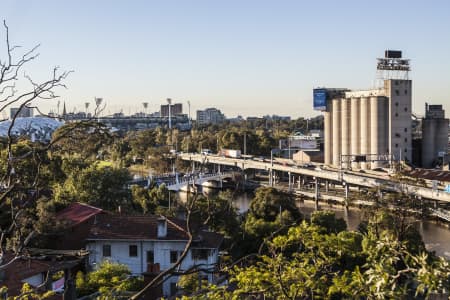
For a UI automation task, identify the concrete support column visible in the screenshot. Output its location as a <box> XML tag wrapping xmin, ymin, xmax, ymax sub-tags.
<box><xmin>298</xmin><ymin>175</ymin><xmax>302</xmax><ymax>189</ymax></box>
<box><xmin>350</xmin><ymin>98</ymin><xmax>360</xmax><ymax>169</ymax></box>
<box><xmin>344</xmin><ymin>183</ymin><xmax>350</xmax><ymax>208</ymax></box>
<box><xmin>288</xmin><ymin>171</ymin><xmax>292</xmax><ymax>191</ymax></box>
<box><xmin>325</xmin><ymin>180</ymin><xmax>329</xmax><ymax>193</ymax></box>
<box><xmin>314</xmin><ymin>178</ymin><xmax>319</xmax><ymax>210</ymax></box>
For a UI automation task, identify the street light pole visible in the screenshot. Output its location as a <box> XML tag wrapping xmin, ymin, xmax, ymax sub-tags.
<box><xmin>167</xmin><ymin>98</ymin><xmax>172</xmax><ymax>130</ymax></box>
<box><xmin>244</xmin><ymin>133</ymin><xmax>247</xmax><ymax>157</ymax></box>
<box><xmin>270</xmin><ymin>149</ymin><xmax>274</xmax><ymax>187</ymax></box>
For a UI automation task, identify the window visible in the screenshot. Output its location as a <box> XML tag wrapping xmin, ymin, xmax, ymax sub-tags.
<box><xmin>103</xmin><ymin>244</ymin><xmax>111</xmax><ymax>257</ymax></box>
<box><xmin>404</xmin><ymin>107</ymin><xmax>408</xmax><ymax>112</ymax></box>
<box><xmin>170</xmin><ymin>251</ymin><xmax>178</xmax><ymax>263</ymax></box>
<box><xmin>395</xmin><ymin>81</ymin><xmax>399</xmax><ymax>85</ymax></box>
<box><xmin>192</xmin><ymin>249</ymin><xmax>209</xmax><ymax>260</ymax></box>
<box><xmin>395</xmin><ymin>113</ymin><xmax>398</xmax><ymax>117</ymax></box>
<box><xmin>404</xmin><ymin>138</ymin><xmax>408</xmax><ymax>142</ymax></box>
<box><xmin>395</xmin><ymin>90</ymin><xmax>400</xmax><ymax>96</ymax></box>
<box><xmin>405</xmin><ymin>148</ymin><xmax>408</xmax><ymax>152</ymax></box>
<box><xmin>395</xmin><ymin>133</ymin><xmax>401</xmax><ymax>138</ymax></box>
<box><xmin>404</xmin><ymin>128</ymin><xmax>407</xmax><ymax>132</ymax></box>
<box><xmin>395</xmin><ymin>144</ymin><xmax>398</xmax><ymax>148</ymax></box>
<box><xmin>147</xmin><ymin>251</ymin><xmax>154</xmax><ymax>263</ymax></box>
<box><xmin>395</xmin><ymin>102</ymin><xmax>399</xmax><ymax>107</ymax></box>
<box><xmin>170</xmin><ymin>282</ymin><xmax>177</xmax><ymax>296</ymax></box>
<box><xmin>129</xmin><ymin>245</ymin><xmax>138</xmax><ymax>257</ymax></box>
<box><xmin>405</xmin><ymin>89</ymin><xmax>408</xmax><ymax>95</ymax></box>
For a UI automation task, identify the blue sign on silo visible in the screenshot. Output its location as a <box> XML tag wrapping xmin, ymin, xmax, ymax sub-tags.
<box><xmin>313</xmin><ymin>89</ymin><xmax>327</xmax><ymax>111</ymax></box>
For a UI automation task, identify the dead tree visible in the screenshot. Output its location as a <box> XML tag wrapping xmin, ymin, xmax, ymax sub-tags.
<box><xmin>0</xmin><ymin>19</ymin><xmax>73</xmax><ymax>269</ymax></box>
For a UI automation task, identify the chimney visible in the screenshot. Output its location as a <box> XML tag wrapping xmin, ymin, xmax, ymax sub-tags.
<box><xmin>157</xmin><ymin>217</ymin><xmax>167</xmax><ymax>238</ymax></box>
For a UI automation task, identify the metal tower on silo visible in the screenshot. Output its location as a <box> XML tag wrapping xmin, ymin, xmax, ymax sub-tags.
<box><xmin>376</xmin><ymin>50</ymin><xmax>410</xmax><ymax>85</ymax></box>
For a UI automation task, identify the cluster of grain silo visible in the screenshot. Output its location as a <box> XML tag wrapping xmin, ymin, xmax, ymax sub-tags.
<box><xmin>315</xmin><ymin>51</ymin><xmax>414</xmax><ymax>170</ymax></box>
<box><xmin>422</xmin><ymin>104</ymin><xmax>449</xmax><ymax>168</ymax></box>
<box><xmin>317</xmin><ymin>78</ymin><xmax>412</xmax><ymax>170</ymax></box>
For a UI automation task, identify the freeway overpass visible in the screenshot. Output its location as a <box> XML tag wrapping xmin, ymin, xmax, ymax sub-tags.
<box><xmin>179</xmin><ymin>153</ymin><xmax>450</xmax><ymax>203</ymax></box>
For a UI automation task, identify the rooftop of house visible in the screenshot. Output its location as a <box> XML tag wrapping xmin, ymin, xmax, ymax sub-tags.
<box><xmin>0</xmin><ymin>252</ymin><xmax>83</xmax><ymax>297</ymax></box>
<box><xmin>55</xmin><ymin>202</ymin><xmax>104</xmax><ymax>226</ymax></box>
<box><xmin>86</xmin><ymin>214</ymin><xmax>223</xmax><ymax>249</ymax></box>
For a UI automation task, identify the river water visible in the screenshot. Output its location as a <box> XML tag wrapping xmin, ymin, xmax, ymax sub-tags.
<box><xmin>178</xmin><ymin>188</ymin><xmax>450</xmax><ymax>259</ymax></box>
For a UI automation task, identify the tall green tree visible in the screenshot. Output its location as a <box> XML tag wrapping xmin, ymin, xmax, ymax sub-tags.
<box><xmin>53</xmin><ymin>163</ymin><xmax>131</xmax><ymax>210</ymax></box>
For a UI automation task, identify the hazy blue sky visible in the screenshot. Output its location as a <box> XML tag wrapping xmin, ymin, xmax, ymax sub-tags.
<box><xmin>1</xmin><ymin>0</ymin><xmax>449</xmax><ymax>118</ymax></box>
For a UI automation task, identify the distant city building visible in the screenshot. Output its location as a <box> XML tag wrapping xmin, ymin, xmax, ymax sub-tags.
<box><xmin>227</xmin><ymin>115</ymin><xmax>244</xmax><ymax>123</ymax></box>
<box><xmin>196</xmin><ymin>108</ymin><xmax>225</xmax><ymax>125</ymax></box>
<box><xmin>160</xmin><ymin>103</ymin><xmax>182</xmax><ymax>117</ymax></box>
<box><xmin>10</xmin><ymin>106</ymin><xmax>33</xmax><ymax>119</ymax></box>
<box><xmin>246</xmin><ymin>116</ymin><xmax>264</xmax><ymax>123</ymax></box>
<box><xmin>422</xmin><ymin>103</ymin><xmax>449</xmax><ymax>168</ymax></box>
<box><xmin>263</xmin><ymin>115</ymin><xmax>291</xmax><ymax>121</ymax></box>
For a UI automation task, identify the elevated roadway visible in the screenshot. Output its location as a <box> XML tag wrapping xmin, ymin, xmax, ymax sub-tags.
<box><xmin>179</xmin><ymin>153</ymin><xmax>450</xmax><ymax>203</ymax></box>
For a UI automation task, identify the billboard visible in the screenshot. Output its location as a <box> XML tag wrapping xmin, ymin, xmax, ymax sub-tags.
<box><xmin>385</xmin><ymin>50</ymin><xmax>402</xmax><ymax>58</ymax></box>
<box><xmin>313</xmin><ymin>89</ymin><xmax>327</xmax><ymax>111</ymax></box>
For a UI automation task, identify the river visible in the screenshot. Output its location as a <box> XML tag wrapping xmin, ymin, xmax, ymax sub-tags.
<box><xmin>178</xmin><ymin>188</ymin><xmax>450</xmax><ymax>259</ymax></box>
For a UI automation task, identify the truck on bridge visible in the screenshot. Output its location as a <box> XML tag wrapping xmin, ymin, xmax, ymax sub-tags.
<box><xmin>220</xmin><ymin>149</ymin><xmax>242</xmax><ymax>158</ymax></box>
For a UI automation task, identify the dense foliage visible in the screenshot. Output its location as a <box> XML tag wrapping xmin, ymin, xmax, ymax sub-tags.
<box><xmin>183</xmin><ymin>211</ymin><xmax>450</xmax><ymax>299</ymax></box>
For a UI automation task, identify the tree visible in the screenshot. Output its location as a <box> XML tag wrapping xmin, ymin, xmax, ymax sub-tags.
<box><xmin>75</xmin><ymin>261</ymin><xmax>143</xmax><ymax>298</ymax></box>
<box><xmin>53</xmin><ymin>162</ymin><xmax>131</xmax><ymax>210</ymax></box>
<box><xmin>185</xmin><ymin>212</ymin><xmax>450</xmax><ymax>299</ymax></box>
<box><xmin>51</xmin><ymin>121</ymin><xmax>113</xmax><ymax>161</ymax></box>
<box><xmin>131</xmin><ymin>182</ymin><xmax>172</xmax><ymax>215</ymax></box>
<box><xmin>238</xmin><ymin>187</ymin><xmax>302</xmax><ymax>256</ymax></box>
<box><xmin>310</xmin><ymin>210</ymin><xmax>347</xmax><ymax>234</ymax></box>
<box><xmin>190</xmin><ymin>190</ymin><xmax>240</xmax><ymax>238</ymax></box>
<box><xmin>249</xmin><ymin>187</ymin><xmax>301</xmax><ymax>222</ymax></box>
<box><xmin>0</xmin><ymin>20</ymin><xmax>71</xmax><ymax>270</ymax></box>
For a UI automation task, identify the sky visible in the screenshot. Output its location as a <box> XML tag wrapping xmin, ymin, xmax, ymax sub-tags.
<box><xmin>1</xmin><ymin>0</ymin><xmax>449</xmax><ymax>118</ymax></box>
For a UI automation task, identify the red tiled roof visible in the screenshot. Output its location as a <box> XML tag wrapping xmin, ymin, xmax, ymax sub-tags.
<box><xmin>56</xmin><ymin>202</ymin><xmax>103</xmax><ymax>226</ymax></box>
<box><xmin>86</xmin><ymin>214</ymin><xmax>189</xmax><ymax>241</ymax></box>
<box><xmin>1</xmin><ymin>253</ymin><xmax>74</xmax><ymax>297</ymax></box>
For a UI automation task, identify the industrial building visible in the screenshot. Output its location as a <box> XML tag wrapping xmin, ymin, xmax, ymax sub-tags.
<box><xmin>422</xmin><ymin>104</ymin><xmax>449</xmax><ymax>168</ymax></box>
<box><xmin>316</xmin><ymin>50</ymin><xmax>413</xmax><ymax>169</ymax></box>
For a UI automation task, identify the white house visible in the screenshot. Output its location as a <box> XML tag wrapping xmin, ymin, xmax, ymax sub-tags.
<box><xmin>85</xmin><ymin>214</ymin><xmax>223</xmax><ymax>297</ymax></box>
